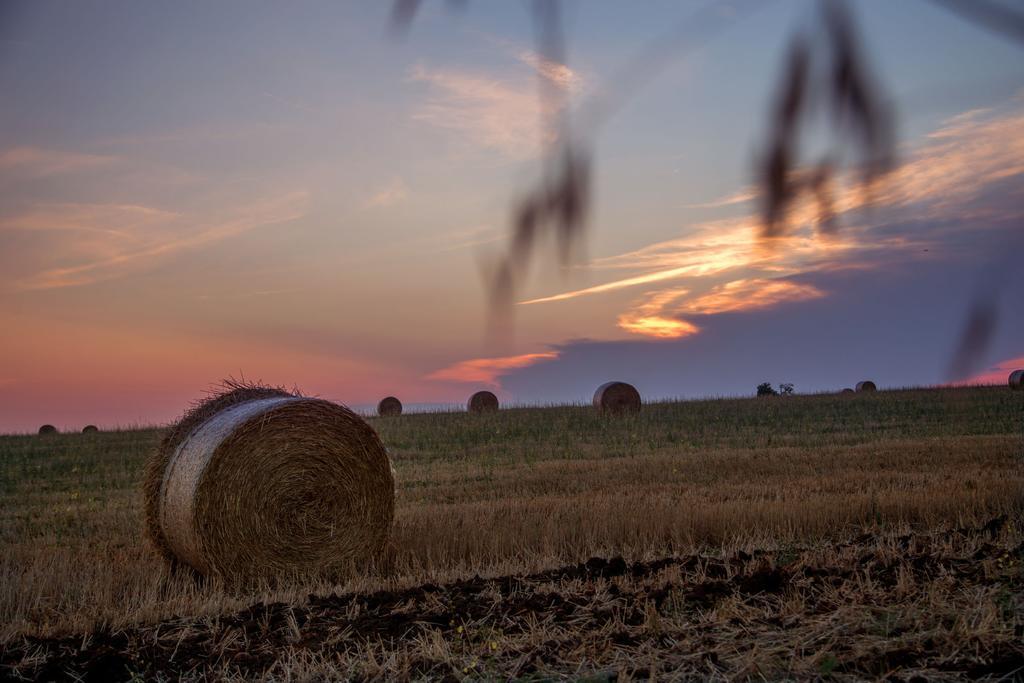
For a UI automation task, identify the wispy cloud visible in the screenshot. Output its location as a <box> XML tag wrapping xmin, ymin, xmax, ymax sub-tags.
<box><xmin>363</xmin><ymin>177</ymin><xmax>408</xmax><ymax>209</ymax></box>
<box><xmin>11</xmin><ymin>191</ymin><xmax>308</xmax><ymax>290</ymax></box>
<box><xmin>521</xmin><ymin>221</ymin><xmax>855</xmax><ymax>305</ymax></box>
<box><xmin>680</xmin><ymin>278</ymin><xmax>825</xmax><ymax>316</ymax></box>
<box><xmin>426</xmin><ymin>351</ymin><xmax>560</xmax><ymax>385</ymax></box>
<box><xmin>0</xmin><ymin>203</ymin><xmax>177</xmax><ymax>237</ymax></box>
<box><xmin>682</xmin><ymin>187</ymin><xmax>757</xmax><ymax>209</ymax></box>
<box><xmin>409</xmin><ymin>63</ymin><xmax>553</xmax><ymax>160</ymax></box>
<box><xmin>468</xmin><ymin>28</ymin><xmax>586</xmax><ymax>94</ymax></box>
<box><xmin>0</xmin><ymin>146</ymin><xmax>116</xmax><ymax>178</ymax></box>
<box><xmin>513</xmin><ymin>48</ymin><xmax>582</xmax><ymax>92</ymax></box>
<box><xmin>519</xmin><ymin>253</ymin><xmax>746</xmax><ymax>305</ymax></box>
<box><xmin>520</xmin><ymin>103</ymin><xmax>1024</xmax><ymax>343</ymax></box>
<box><xmin>431</xmin><ymin>224</ymin><xmax>503</xmax><ymax>253</ymax></box>
<box><xmin>407</xmin><ymin>27</ymin><xmax>586</xmax><ymax>161</ymax></box>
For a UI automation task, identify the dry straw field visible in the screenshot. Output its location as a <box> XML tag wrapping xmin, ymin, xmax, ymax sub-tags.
<box><xmin>1</xmin><ymin>385</ymin><xmax>1023</xmax><ymax>680</ymax></box>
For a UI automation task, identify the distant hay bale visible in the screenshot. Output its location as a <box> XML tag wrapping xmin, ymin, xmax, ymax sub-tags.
<box><xmin>855</xmin><ymin>381</ymin><xmax>877</xmax><ymax>392</ymax></box>
<box><xmin>841</xmin><ymin>388</ymin><xmax>855</xmax><ymax>394</ymax></box>
<box><xmin>38</xmin><ymin>424</ymin><xmax>58</xmax><ymax>436</ymax></box>
<box><xmin>377</xmin><ymin>396</ymin><xmax>402</xmax><ymax>417</ymax></box>
<box><xmin>82</xmin><ymin>425</ymin><xmax>98</xmax><ymax>434</ymax></box>
<box><xmin>1010</xmin><ymin>370</ymin><xmax>1024</xmax><ymax>390</ymax></box>
<box><xmin>467</xmin><ymin>390</ymin><xmax>499</xmax><ymax>413</ymax></box>
<box><xmin>593</xmin><ymin>381</ymin><xmax>641</xmax><ymax>414</ymax></box>
<box><xmin>143</xmin><ymin>382</ymin><xmax>394</xmax><ymax>580</ymax></box>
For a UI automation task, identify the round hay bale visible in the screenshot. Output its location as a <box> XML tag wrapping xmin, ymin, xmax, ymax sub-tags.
<box><xmin>467</xmin><ymin>390</ymin><xmax>499</xmax><ymax>413</ymax></box>
<box><xmin>841</xmin><ymin>388</ymin><xmax>855</xmax><ymax>394</ymax></box>
<box><xmin>593</xmin><ymin>381</ymin><xmax>641</xmax><ymax>414</ymax></box>
<box><xmin>38</xmin><ymin>424</ymin><xmax>58</xmax><ymax>436</ymax></box>
<box><xmin>855</xmin><ymin>381</ymin><xmax>877</xmax><ymax>392</ymax></box>
<box><xmin>143</xmin><ymin>383</ymin><xmax>394</xmax><ymax>580</ymax></box>
<box><xmin>82</xmin><ymin>425</ymin><xmax>98</xmax><ymax>434</ymax></box>
<box><xmin>377</xmin><ymin>396</ymin><xmax>402</xmax><ymax>417</ymax></box>
<box><xmin>1009</xmin><ymin>369</ymin><xmax>1024</xmax><ymax>390</ymax></box>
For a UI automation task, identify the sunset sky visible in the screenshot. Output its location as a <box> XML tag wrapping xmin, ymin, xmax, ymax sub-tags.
<box><xmin>1</xmin><ymin>1</ymin><xmax>1022</xmax><ymax>432</ymax></box>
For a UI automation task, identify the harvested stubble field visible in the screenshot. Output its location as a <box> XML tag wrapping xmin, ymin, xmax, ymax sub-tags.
<box><xmin>1</xmin><ymin>386</ymin><xmax>1022</xmax><ymax>681</ymax></box>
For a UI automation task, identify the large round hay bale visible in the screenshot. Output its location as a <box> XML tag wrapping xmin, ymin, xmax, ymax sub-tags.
<box><xmin>841</xmin><ymin>388</ymin><xmax>855</xmax><ymax>394</ymax></box>
<box><xmin>1009</xmin><ymin>369</ymin><xmax>1024</xmax><ymax>390</ymax></box>
<box><xmin>143</xmin><ymin>383</ymin><xmax>394</xmax><ymax>580</ymax></box>
<box><xmin>38</xmin><ymin>424</ymin><xmax>58</xmax><ymax>435</ymax></box>
<box><xmin>377</xmin><ymin>396</ymin><xmax>402</xmax><ymax>416</ymax></box>
<box><xmin>593</xmin><ymin>381</ymin><xmax>641</xmax><ymax>414</ymax></box>
<box><xmin>467</xmin><ymin>390</ymin><xmax>499</xmax><ymax>413</ymax></box>
<box><xmin>82</xmin><ymin>425</ymin><xmax>98</xmax><ymax>434</ymax></box>
<box><xmin>855</xmin><ymin>381</ymin><xmax>877</xmax><ymax>392</ymax></box>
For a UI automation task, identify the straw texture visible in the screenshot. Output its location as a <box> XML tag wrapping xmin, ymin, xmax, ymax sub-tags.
<box><xmin>1009</xmin><ymin>370</ymin><xmax>1024</xmax><ymax>390</ymax></box>
<box><xmin>467</xmin><ymin>390</ymin><xmax>499</xmax><ymax>413</ymax></box>
<box><xmin>856</xmin><ymin>381</ymin><xmax>877</xmax><ymax>392</ymax></box>
<box><xmin>377</xmin><ymin>396</ymin><xmax>402</xmax><ymax>416</ymax></box>
<box><xmin>143</xmin><ymin>383</ymin><xmax>394</xmax><ymax>580</ymax></box>
<box><xmin>593</xmin><ymin>381</ymin><xmax>641</xmax><ymax>414</ymax></box>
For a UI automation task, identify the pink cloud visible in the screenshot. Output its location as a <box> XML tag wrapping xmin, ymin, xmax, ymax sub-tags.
<box><xmin>426</xmin><ymin>351</ymin><xmax>560</xmax><ymax>385</ymax></box>
<box><xmin>954</xmin><ymin>356</ymin><xmax>1024</xmax><ymax>386</ymax></box>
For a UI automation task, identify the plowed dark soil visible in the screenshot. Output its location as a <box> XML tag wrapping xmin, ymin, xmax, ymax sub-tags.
<box><xmin>3</xmin><ymin>519</ymin><xmax>1022</xmax><ymax>682</ymax></box>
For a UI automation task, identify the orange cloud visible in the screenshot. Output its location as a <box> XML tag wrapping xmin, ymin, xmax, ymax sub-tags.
<box><xmin>617</xmin><ymin>279</ymin><xmax>825</xmax><ymax>339</ymax></box>
<box><xmin>617</xmin><ymin>315</ymin><xmax>699</xmax><ymax>339</ymax></box>
<box><xmin>617</xmin><ymin>288</ymin><xmax>700</xmax><ymax>339</ymax></box>
<box><xmin>681</xmin><ymin>278</ymin><xmax>825</xmax><ymax>316</ymax></box>
<box><xmin>426</xmin><ymin>351</ymin><xmax>560</xmax><ymax>385</ymax></box>
<box><xmin>520</xmin><ymin>104</ymin><xmax>1024</xmax><ymax>332</ymax></box>
<box><xmin>521</xmin><ymin>221</ymin><xmax>856</xmax><ymax>305</ymax></box>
